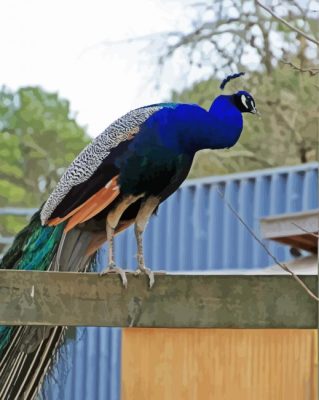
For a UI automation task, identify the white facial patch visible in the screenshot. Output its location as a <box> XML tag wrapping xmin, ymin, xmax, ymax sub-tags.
<box><xmin>241</xmin><ymin>94</ymin><xmax>249</xmax><ymax>109</ymax></box>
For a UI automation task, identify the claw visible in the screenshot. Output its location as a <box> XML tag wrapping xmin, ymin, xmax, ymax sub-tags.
<box><xmin>100</xmin><ymin>263</ymin><xmax>128</xmax><ymax>288</ymax></box>
<box><xmin>134</xmin><ymin>265</ymin><xmax>155</xmax><ymax>288</ymax></box>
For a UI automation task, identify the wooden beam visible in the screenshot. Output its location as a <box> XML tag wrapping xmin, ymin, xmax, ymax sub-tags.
<box><xmin>0</xmin><ymin>270</ymin><xmax>317</xmax><ymax>328</ymax></box>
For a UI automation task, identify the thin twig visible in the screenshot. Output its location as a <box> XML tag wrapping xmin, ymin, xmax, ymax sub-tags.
<box><xmin>256</xmin><ymin>0</ymin><xmax>319</xmax><ymax>46</ymax></box>
<box><xmin>291</xmin><ymin>222</ymin><xmax>319</xmax><ymax>238</ymax></box>
<box><xmin>281</xmin><ymin>60</ymin><xmax>319</xmax><ymax>76</ymax></box>
<box><xmin>217</xmin><ymin>188</ymin><xmax>319</xmax><ymax>302</ymax></box>
<box><xmin>100</xmin><ymin>31</ymin><xmax>179</xmax><ymax>46</ymax></box>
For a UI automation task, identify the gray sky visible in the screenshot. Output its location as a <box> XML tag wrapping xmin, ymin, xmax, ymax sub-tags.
<box><xmin>1</xmin><ymin>0</ymin><xmax>192</xmax><ymax>137</ymax></box>
<box><xmin>3</xmin><ymin>1</ymin><xmax>314</xmax><ymax>137</ymax></box>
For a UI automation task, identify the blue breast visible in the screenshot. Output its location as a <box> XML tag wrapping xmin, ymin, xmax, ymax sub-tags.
<box><xmin>116</xmin><ymin>97</ymin><xmax>244</xmax><ymax>195</ymax></box>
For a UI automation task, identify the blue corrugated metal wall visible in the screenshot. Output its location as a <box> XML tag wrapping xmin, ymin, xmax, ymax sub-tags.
<box><xmin>42</xmin><ymin>163</ymin><xmax>318</xmax><ymax>400</ymax></box>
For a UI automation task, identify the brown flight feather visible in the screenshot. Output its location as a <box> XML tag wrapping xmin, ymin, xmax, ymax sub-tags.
<box><xmin>63</xmin><ymin>176</ymin><xmax>120</xmax><ymax>233</ymax></box>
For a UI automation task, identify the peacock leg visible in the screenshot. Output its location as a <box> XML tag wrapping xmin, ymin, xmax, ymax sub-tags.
<box><xmin>100</xmin><ymin>222</ymin><xmax>128</xmax><ymax>287</ymax></box>
<box><xmin>100</xmin><ymin>194</ymin><xmax>143</xmax><ymax>288</ymax></box>
<box><xmin>134</xmin><ymin>196</ymin><xmax>159</xmax><ymax>288</ymax></box>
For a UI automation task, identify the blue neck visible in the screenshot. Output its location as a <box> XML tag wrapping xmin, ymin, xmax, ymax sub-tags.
<box><xmin>170</xmin><ymin>96</ymin><xmax>243</xmax><ymax>155</ymax></box>
<box><xmin>206</xmin><ymin>95</ymin><xmax>243</xmax><ymax>149</ymax></box>
<box><xmin>136</xmin><ymin>97</ymin><xmax>244</xmax><ymax>157</ymax></box>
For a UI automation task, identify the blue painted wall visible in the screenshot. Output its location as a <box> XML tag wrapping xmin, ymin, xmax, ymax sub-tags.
<box><xmin>42</xmin><ymin>162</ymin><xmax>318</xmax><ymax>400</ymax></box>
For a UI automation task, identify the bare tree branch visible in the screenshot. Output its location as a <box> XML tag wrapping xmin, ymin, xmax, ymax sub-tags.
<box><xmin>97</xmin><ymin>0</ymin><xmax>317</xmax><ymax>80</ymax></box>
<box><xmin>100</xmin><ymin>31</ymin><xmax>180</xmax><ymax>46</ymax></box>
<box><xmin>281</xmin><ymin>59</ymin><xmax>319</xmax><ymax>76</ymax></box>
<box><xmin>256</xmin><ymin>0</ymin><xmax>319</xmax><ymax>46</ymax></box>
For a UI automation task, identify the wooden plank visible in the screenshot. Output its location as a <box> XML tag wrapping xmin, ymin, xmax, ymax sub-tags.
<box><xmin>0</xmin><ymin>270</ymin><xmax>317</xmax><ymax>328</ymax></box>
<box><xmin>276</xmin><ymin>235</ymin><xmax>317</xmax><ymax>253</ymax></box>
<box><xmin>122</xmin><ymin>329</ymin><xmax>317</xmax><ymax>400</ymax></box>
<box><xmin>260</xmin><ymin>209</ymin><xmax>319</xmax><ymax>239</ymax></box>
<box><xmin>260</xmin><ymin>209</ymin><xmax>319</xmax><ymax>253</ymax></box>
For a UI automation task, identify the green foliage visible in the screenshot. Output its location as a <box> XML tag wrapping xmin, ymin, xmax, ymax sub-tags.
<box><xmin>0</xmin><ymin>86</ymin><xmax>90</xmax><ymax>237</ymax></box>
<box><xmin>172</xmin><ymin>67</ymin><xmax>318</xmax><ymax>178</ymax></box>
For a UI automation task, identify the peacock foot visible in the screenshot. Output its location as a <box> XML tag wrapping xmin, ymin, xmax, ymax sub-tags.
<box><xmin>134</xmin><ymin>264</ymin><xmax>155</xmax><ymax>288</ymax></box>
<box><xmin>100</xmin><ymin>262</ymin><xmax>128</xmax><ymax>288</ymax></box>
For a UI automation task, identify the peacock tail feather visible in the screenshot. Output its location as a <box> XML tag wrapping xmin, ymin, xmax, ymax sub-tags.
<box><xmin>0</xmin><ymin>210</ymin><xmax>65</xmax><ymax>356</ymax></box>
<box><xmin>0</xmin><ymin>208</ymin><xmax>98</xmax><ymax>399</ymax></box>
<box><xmin>0</xmin><ymin>209</ymin><xmax>65</xmax><ymax>272</ymax></box>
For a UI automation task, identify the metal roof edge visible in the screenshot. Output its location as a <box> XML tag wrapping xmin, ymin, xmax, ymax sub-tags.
<box><xmin>183</xmin><ymin>162</ymin><xmax>319</xmax><ymax>187</ymax></box>
<box><xmin>0</xmin><ymin>207</ymin><xmax>38</xmax><ymax>216</ymax></box>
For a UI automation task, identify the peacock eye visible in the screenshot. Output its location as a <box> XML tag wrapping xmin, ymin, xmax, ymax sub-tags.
<box><xmin>241</xmin><ymin>94</ymin><xmax>248</xmax><ymax>109</ymax></box>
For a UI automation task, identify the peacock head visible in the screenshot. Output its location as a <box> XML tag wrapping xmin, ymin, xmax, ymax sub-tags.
<box><xmin>233</xmin><ymin>90</ymin><xmax>258</xmax><ymax>114</ymax></box>
<box><xmin>220</xmin><ymin>72</ymin><xmax>259</xmax><ymax>115</ymax></box>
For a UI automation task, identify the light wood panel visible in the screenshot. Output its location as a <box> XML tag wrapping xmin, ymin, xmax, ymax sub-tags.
<box><xmin>122</xmin><ymin>329</ymin><xmax>317</xmax><ymax>400</ymax></box>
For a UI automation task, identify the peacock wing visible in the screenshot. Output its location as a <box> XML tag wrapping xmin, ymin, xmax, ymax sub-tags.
<box><xmin>40</xmin><ymin>104</ymin><xmax>167</xmax><ymax>227</ymax></box>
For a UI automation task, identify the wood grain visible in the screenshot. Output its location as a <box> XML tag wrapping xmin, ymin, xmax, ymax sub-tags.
<box><xmin>122</xmin><ymin>328</ymin><xmax>317</xmax><ymax>400</ymax></box>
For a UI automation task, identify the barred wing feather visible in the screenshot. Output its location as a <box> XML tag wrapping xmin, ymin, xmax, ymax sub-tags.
<box><xmin>40</xmin><ymin>105</ymin><xmax>162</xmax><ymax>225</ymax></box>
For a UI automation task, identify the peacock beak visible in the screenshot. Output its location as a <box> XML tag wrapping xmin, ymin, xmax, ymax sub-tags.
<box><xmin>251</xmin><ymin>105</ymin><xmax>261</xmax><ymax>116</ymax></box>
<box><xmin>254</xmin><ymin>109</ymin><xmax>261</xmax><ymax>116</ymax></box>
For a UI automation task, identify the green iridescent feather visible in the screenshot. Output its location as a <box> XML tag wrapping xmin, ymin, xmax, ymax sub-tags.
<box><xmin>0</xmin><ymin>209</ymin><xmax>66</xmax><ymax>353</ymax></box>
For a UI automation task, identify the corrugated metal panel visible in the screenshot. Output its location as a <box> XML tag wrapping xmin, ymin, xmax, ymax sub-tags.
<box><xmin>43</xmin><ymin>162</ymin><xmax>318</xmax><ymax>400</ymax></box>
<box><xmin>114</xmin><ymin>162</ymin><xmax>318</xmax><ymax>271</ymax></box>
<box><xmin>41</xmin><ymin>326</ymin><xmax>122</xmax><ymax>400</ymax></box>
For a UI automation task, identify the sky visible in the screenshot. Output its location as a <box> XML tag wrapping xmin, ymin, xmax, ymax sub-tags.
<box><xmin>0</xmin><ymin>0</ymin><xmax>194</xmax><ymax>137</ymax></box>
<box><xmin>2</xmin><ymin>1</ymin><xmax>315</xmax><ymax>138</ymax></box>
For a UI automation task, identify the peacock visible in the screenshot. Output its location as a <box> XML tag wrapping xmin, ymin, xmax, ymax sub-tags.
<box><xmin>0</xmin><ymin>72</ymin><xmax>258</xmax><ymax>399</ymax></box>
